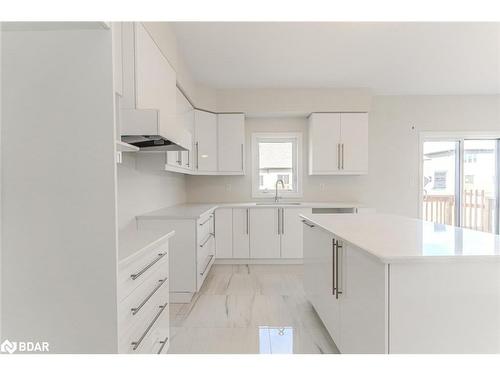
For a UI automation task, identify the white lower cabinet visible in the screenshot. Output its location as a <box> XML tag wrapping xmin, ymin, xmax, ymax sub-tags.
<box><xmin>215</xmin><ymin>207</ymin><xmax>312</xmax><ymax>260</ymax></box>
<box><xmin>303</xmin><ymin>220</ymin><xmax>389</xmax><ymax>353</ymax></box>
<box><xmin>232</xmin><ymin>208</ymin><xmax>250</xmax><ymax>258</ymax></box>
<box><xmin>117</xmin><ymin>234</ymin><xmax>171</xmax><ymax>354</ymax></box>
<box><xmin>249</xmin><ymin>208</ymin><xmax>281</xmax><ymax>258</ymax></box>
<box><xmin>280</xmin><ymin>208</ymin><xmax>311</xmax><ymax>258</ymax></box>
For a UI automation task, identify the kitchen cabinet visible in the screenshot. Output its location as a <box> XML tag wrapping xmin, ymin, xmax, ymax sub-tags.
<box><xmin>194</xmin><ymin>110</ymin><xmax>218</xmax><ymax>173</ymax></box>
<box><xmin>111</xmin><ymin>22</ymin><xmax>123</xmax><ymax>96</ymax></box>
<box><xmin>214</xmin><ymin>208</ymin><xmax>233</xmax><ymax>258</ymax></box>
<box><xmin>280</xmin><ymin>208</ymin><xmax>311</xmax><ymax>258</ymax></box>
<box><xmin>232</xmin><ymin>208</ymin><xmax>250</xmax><ymax>258</ymax></box>
<box><xmin>249</xmin><ymin>208</ymin><xmax>281</xmax><ymax>258</ymax></box>
<box><xmin>302</xmin><ymin>221</ymin><xmax>387</xmax><ymax>353</ymax></box>
<box><xmin>303</xmin><ymin>222</ymin><xmax>341</xmax><ymax>341</ymax></box>
<box><xmin>217</xmin><ymin>113</ymin><xmax>245</xmax><ymax>174</ymax></box>
<box><xmin>308</xmin><ymin>112</ymin><xmax>368</xmax><ymax>175</ymax></box>
<box><xmin>133</xmin><ymin>23</ymin><xmax>178</xmax><ymax>144</ymax></box>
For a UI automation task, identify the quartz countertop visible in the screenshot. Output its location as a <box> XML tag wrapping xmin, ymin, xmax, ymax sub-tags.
<box><xmin>118</xmin><ymin>228</ymin><xmax>175</xmax><ymax>261</ymax></box>
<box><xmin>137</xmin><ymin>202</ymin><xmax>365</xmax><ymax>220</ymax></box>
<box><xmin>300</xmin><ymin>213</ymin><xmax>500</xmax><ymax>263</ymax></box>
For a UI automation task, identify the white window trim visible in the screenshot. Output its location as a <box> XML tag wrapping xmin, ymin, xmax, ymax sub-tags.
<box><xmin>251</xmin><ymin>132</ymin><xmax>303</xmax><ymax>199</ymax></box>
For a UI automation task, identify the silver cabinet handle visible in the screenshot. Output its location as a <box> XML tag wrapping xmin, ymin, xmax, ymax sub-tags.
<box><xmin>241</xmin><ymin>144</ymin><xmax>244</xmax><ymax>171</ymax></box>
<box><xmin>332</xmin><ymin>239</ymin><xmax>337</xmax><ymax>296</ymax></box>
<box><xmin>302</xmin><ymin>219</ymin><xmax>315</xmax><ymax>228</ymax></box>
<box><xmin>130</xmin><ymin>252</ymin><xmax>167</xmax><ymax>281</ymax></box>
<box><xmin>131</xmin><ymin>301</ymin><xmax>168</xmax><ymax>351</ymax></box>
<box><xmin>195</xmin><ymin>141</ymin><xmax>199</xmax><ymax>170</ymax></box>
<box><xmin>131</xmin><ymin>277</ymin><xmax>168</xmax><ymax>316</ymax></box>
<box><xmin>246</xmin><ymin>208</ymin><xmax>249</xmax><ymax>235</ymax></box>
<box><xmin>187</xmin><ymin>150</ymin><xmax>190</xmax><ymax>168</ymax></box>
<box><xmin>337</xmin><ymin>144</ymin><xmax>340</xmax><ymax>169</ymax></box>
<box><xmin>200</xmin><ymin>254</ymin><xmax>214</xmax><ymax>276</ymax></box>
<box><xmin>281</xmin><ymin>208</ymin><xmax>285</xmax><ymax>234</ymax></box>
<box><xmin>157</xmin><ymin>336</ymin><xmax>169</xmax><ymax>354</ymax></box>
<box><xmin>199</xmin><ymin>215</ymin><xmax>213</xmax><ymax>226</ymax></box>
<box><xmin>341</xmin><ymin>143</ymin><xmax>344</xmax><ymax>169</ymax></box>
<box><xmin>335</xmin><ymin>240</ymin><xmax>343</xmax><ymax>299</ymax></box>
<box><xmin>277</xmin><ymin>208</ymin><xmax>280</xmax><ymax>235</ymax></box>
<box><xmin>200</xmin><ymin>233</ymin><xmax>213</xmax><ymax>247</ymax></box>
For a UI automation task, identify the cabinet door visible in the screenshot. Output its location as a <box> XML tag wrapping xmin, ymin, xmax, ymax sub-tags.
<box><xmin>232</xmin><ymin>208</ymin><xmax>250</xmax><ymax>258</ymax></box>
<box><xmin>308</xmin><ymin>113</ymin><xmax>341</xmax><ymax>175</ymax></box>
<box><xmin>166</xmin><ymin>151</ymin><xmax>181</xmax><ymax>168</ymax></box>
<box><xmin>303</xmin><ymin>222</ymin><xmax>341</xmax><ymax>344</ymax></box>
<box><xmin>249</xmin><ymin>208</ymin><xmax>280</xmax><ymax>258</ymax></box>
<box><xmin>134</xmin><ymin>23</ymin><xmax>177</xmax><ymax>144</ymax></box>
<box><xmin>217</xmin><ymin>113</ymin><xmax>245</xmax><ymax>173</ymax></box>
<box><xmin>215</xmin><ymin>208</ymin><xmax>233</xmax><ymax>258</ymax></box>
<box><xmin>194</xmin><ymin>110</ymin><xmax>218</xmax><ymax>172</ymax></box>
<box><xmin>111</xmin><ymin>22</ymin><xmax>123</xmax><ymax>96</ymax></box>
<box><xmin>280</xmin><ymin>208</ymin><xmax>311</xmax><ymax>258</ymax></box>
<box><xmin>338</xmin><ymin>241</ymin><xmax>388</xmax><ymax>353</ymax></box>
<box><xmin>340</xmin><ymin>113</ymin><xmax>368</xmax><ymax>173</ymax></box>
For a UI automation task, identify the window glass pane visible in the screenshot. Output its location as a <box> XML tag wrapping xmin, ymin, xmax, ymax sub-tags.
<box><xmin>258</xmin><ymin>141</ymin><xmax>295</xmax><ymax>192</ymax></box>
<box><xmin>462</xmin><ymin>140</ymin><xmax>497</xmax><ymax>233</ymax></box>
<box><xmin>422</xmin><ymin>141</ymin><xmax>458</xmax><ymax>226</ymax></box>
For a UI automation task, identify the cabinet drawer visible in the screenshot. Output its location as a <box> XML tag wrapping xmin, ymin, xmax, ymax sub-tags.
<box><xmin>197</xmin><ymin>213</ymin><xmax>213</xmax><ymax>245</ymax></box>
<box><xmin>118</xmin><ymin>241</ymin><xmax>169</xmax><ymax>302</ymax></box>
<box><xmin>146</xmin><ymin>310</ymin><xmax>170</xmax><ymax>354</ymax></box>
<box><xmin>118</xmin><ymin>281</ymin><xmax>170</xmax><ymax>354</ymax></box>
<box><xmin>197</xmin><ymin>241</ymin><xmax>215</xmax><ymax>291</ymax></box>
<box><xmin>118</xmin><ymin>260</ymin><xmax>169</xmax><ymax>333</ymax></box>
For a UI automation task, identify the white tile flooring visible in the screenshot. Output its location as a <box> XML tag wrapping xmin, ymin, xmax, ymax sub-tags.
<box><xmin>169</xmin><ymin>264</ymin><xmax>339</xmax><ymax>354</ymax></box>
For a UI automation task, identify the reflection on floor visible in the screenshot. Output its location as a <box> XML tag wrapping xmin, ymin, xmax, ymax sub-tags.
<box><xmin>169</xmin><ymin>264</ymin><xmax>339</xmax><ymax>354</ymax></box>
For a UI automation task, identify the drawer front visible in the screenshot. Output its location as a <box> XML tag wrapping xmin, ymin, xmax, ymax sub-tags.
<box><xmin>147</xmin><ymin>310</ymin><xmax>170</xmax><ymax>354</ymax></box>
<box><xmin>118</xmin><ymin>259</ymin><xmax>169</xmax><ymax>333</ymax></box>
<box><xmin>197</xmin><ymin>213</ymin><xmax>213</xmax><ymax>245</ymax></box>
<box><xmin>118</xmin><ymin>241</ymin><xmax>169</xmax><ymax>302</ymax></box>
<box><xmin>197</xmin><ymin>236</ymin><xmax>215</xmax><ymax>291</ymax></box>
<box><xmin>118</xmin><ymin>281</ymin><xmax>170</xmax><ymax>354</ymax></box>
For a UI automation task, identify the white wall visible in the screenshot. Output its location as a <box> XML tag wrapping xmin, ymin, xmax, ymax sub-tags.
<box><xmin>1</xmin><ymin>28</ymin><xmax>118</xmax><ymax>353</ymax></box>
<box><xmin>186</xmin><ymin>95</ymin><xmax>500</xmax><ymax>219</ymax></box>
<box><xmin>117</xmin><ymin>153</ymin><xmax>187</xmax><ymax>234</ymax></box>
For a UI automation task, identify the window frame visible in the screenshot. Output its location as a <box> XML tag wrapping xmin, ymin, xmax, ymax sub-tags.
<box><xmin>251</xmin><ymin>132</ymin><xmax>303</xmax><ymax>199</ymax></box>
<box><xmin>419</xmin><ymin>131</ymin><xmax>500</xmax><ymax>234</ymax></box>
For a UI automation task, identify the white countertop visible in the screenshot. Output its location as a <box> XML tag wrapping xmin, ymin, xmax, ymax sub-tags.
<box><xmin>118</xmin><ymin>228</ymin><xmax>175</xmax><ymax>261</ymax></box>
<box><xmin>300</xmin><ymin>213</ymin><xmax>500</xmax><ymax>263</ymax></box>
<box><xmin>137</xmin><ymin>201</ymin><xmax>365</xmax><ymax>220</ymax></box>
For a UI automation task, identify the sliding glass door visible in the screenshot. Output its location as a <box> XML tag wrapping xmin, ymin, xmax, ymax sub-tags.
<box><xmin>422</xmin><ymin>137</ymin><xmax>499</xmax><ymax>234</ymax></box>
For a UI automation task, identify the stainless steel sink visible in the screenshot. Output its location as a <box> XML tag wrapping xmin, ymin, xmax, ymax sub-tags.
<box><xmin>255</xmin><ymin>203</ymin><xmax>302</xmax><ymax>205</ymax></box>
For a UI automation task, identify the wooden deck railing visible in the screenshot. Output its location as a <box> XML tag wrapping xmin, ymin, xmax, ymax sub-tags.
<box><xmin>423</xmin><ymin>190</ymin><xmax>496</xmax><ymax>232</ymax></box>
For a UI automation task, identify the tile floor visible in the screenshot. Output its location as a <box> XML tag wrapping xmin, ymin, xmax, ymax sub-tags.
<box><xmin>168</xmin><ymin>264</ymin><xmax>339</xmax><ymax>354</ymax></box>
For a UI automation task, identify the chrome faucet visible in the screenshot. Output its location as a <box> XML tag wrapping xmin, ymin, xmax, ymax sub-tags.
<box><xmin>275</xmin><ymin>179</ymin><xmax>285</xmax><ymax>202</ymax></box>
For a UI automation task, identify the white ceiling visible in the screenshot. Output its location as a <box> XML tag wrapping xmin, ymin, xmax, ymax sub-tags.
<box><xmin>172</xmin><ymin>22</ymin><xmax>500</xmax><ymax>95</ymax></box>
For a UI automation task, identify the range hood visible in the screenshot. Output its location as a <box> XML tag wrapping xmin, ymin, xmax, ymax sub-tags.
<box><xmin>120</xmin><ymin>108</ymin><xmax>188</xmax><ymax>152</ymax></box>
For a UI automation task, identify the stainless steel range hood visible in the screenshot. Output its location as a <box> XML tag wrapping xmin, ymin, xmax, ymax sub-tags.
<box><xmin>121</xmin><ymin>135</ymin><xmax>187</xmax><ymax>151</ymax></box>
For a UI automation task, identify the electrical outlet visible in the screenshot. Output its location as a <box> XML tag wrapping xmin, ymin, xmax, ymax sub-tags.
<box><xmin>319</xmin><ymin>183</ymin><xmax>326</xmax><ymax>191</ymax></box>
<box><xmin>225</xmin><ymin>183</ymin><xmax>232</xmax><ymax>192</ymax></box>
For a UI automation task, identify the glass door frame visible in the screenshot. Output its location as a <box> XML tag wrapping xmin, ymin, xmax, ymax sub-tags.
<box><xmin>419</xmin><ymin>131</ymin><xmax>500</xmax><ymax>234</ymax></box>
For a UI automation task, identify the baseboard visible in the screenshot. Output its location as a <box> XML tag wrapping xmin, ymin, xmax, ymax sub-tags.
<box><xmin>170</xmin><ymin>292</ymin><xmax>194</xmax><ymax>303</ymax></box>
<box><xmin>215</xmin><ymin>258</ymin><xmax>303</xmax><ymax>265</ymax></box>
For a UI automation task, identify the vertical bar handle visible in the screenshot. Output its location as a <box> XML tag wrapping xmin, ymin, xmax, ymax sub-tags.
<box><xmin>341</xmin><ymin>143</ymin><xmax>344</xmax><ymax>169</ymax></box>
<box><xmin>332</xmin><ymin>239</ymin><xmax>337</xmax><ymax>296</ymax></box>
<box><xmin>337</xmin><ymin>144</ymin><xmax>341</xmax><ymax>170</ymax></box>
<box><xmin>241</xmin><ymin>144</ymin><xmax>244</xmax><ymax>171</ymax></box>
<box><xmin>195</xmin><ymin>142</ymin><xmax>199</xmax><ymax>170</ymax></box>
<box><xmin>336</xmin><ymin>241</ymin><xmax>343</xmax><ymax>299</ymax></box>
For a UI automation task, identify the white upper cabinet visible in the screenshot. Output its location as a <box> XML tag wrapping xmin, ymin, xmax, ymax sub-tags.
<box><xmin>194</xmin><ymin>110</ymin><xmax>218</xmax><ymax>173</ymax></box>
<box><xmin>309</xmin><ymin>112</ymin><xmax>368</xmax><ymax>175</ymax></box>
<box><xmin>340</xmin><ymin>113</ymin><xmax>368</xmax><ymax>173</ymax></box>
<box><xmin>217</xmin><ymin>113</ymin><xmax>245</xmax><ymax>174</ymax></box>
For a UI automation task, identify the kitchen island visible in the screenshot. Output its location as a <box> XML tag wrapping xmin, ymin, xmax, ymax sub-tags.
<box><xmin>301</xmin><ymin>213</ymin><xmax>500</xmax><ymax>354</ymax></box>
